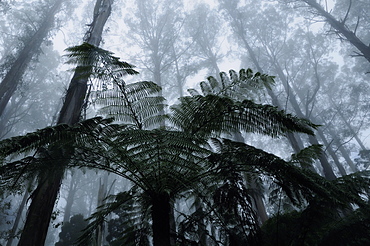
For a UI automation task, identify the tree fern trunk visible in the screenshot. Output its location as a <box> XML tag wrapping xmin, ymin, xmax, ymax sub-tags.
<box><xmin>151</xmin><ymin>193</ymin><xmax>172</xmax><ymax>246</ymax></box>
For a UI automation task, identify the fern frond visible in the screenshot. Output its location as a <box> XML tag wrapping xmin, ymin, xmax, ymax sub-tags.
<box><xmin>208</xmin><ymin>139</ymin><xmax>363</xmax><ymax>207</ymax></box>
<box><xmin>290</xmin><ymin>144</ymin><xmax>323</xmax><ymax>168</ymax></box>
<box><xmin>95</xmin><ymin>80</ymin><xmax>166</xmax><ymax>129</ymax></box>
<box><xmin>65</xmin><ymin>42</ymin><xmax>138</xmax><ymax>81</ymax></box>
<box><xmin>77</xmin><ymin>190</ymin><xmax>143</xmax><ymax>246</ymax></box>
<box><xmin>0</xmin><ymin>117</ymin><xmax>115</xmax><ymax>185</ymax></box>
<box><xmin>101</xmin><ymin>129</ymin><xmax>210</xmax><ymax>195</ymax></box>
<box><xmin>0</xmin><ymin>124</ymin><xmax>70</xmax><ymax>157</ymax></box>
<box><xmin>189</xmin><ymin>68</ymin><xmax>275</xmax><ymax>100</ymax></box>
<box><xmin>170</xmin><ymin>95</ymin><xmax>317</xmax><ymax>138</ymax></box>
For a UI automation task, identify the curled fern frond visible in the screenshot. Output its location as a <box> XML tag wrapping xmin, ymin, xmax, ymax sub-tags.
<box><xmin>190</xmin><ymin>68</ymin><xmax>274</xmax><ymax>99</ymax></box>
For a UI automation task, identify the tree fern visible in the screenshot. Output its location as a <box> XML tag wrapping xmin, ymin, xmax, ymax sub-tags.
<box><xmin>80</xmin><ymin>68</ymin><xmax>323</xmax><ymax>245</ymax></box>
<box><xmin>2</xmin><ymin>42</ymin><xmax>366</xmax><ymax>246</ymax></box>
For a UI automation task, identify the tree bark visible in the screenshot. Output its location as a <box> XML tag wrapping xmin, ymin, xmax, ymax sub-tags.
<box><xmin>18</xmin><ymin>165</ymin><xmax>64</xmax><ymax>246</ymax></box>
<box><xmin>17</xmin><ymin>1</ymin><xmax>113</xmax><ymax>245</ymax></box>
<box><xmin>302</xmin><ymin>0</ymin><xmax>370</xmax><ymax>64</ymax></box>
<box><xmin>151</xmin><ymin>193</ymin><xmax>172</xmax><ymax>246</ymax></box>
<box><xmin>0</xmin><ymin>0</ymin><xmax>63</xmax><ymax>118</ymax></box>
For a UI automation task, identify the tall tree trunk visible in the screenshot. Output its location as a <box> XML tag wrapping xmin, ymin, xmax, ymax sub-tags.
<box><xmin>17</xmin><ymin>1</ymin><xmax>113</xmax><ymax>245</ymax></box>
<box><xmin>95</xmin><ymin>173</ymin><xmax>110</xmax><ymax>246</ymax></box>
<box><xmin>151</xmin><ymin>193</ymin><xmax>172</xmax><ymax>246</ymax></box>
<box><xmin>0</xmin><ymin>95</ymin><xmax>28</xmax><ymax>139</ymax></box>
<box><xmin>0</xmin><ymin>0</ymin><xmax>63</xmax><ymax>118</ymax></box>
<box><xmin>287</xmin><ymin>75</ymin><xmax>349</xmax><ymax>176</ymax></box>
<box><xmin>302</xmin><ymin>0</ymin><xmax>370</xmax><ymax>63</ymax></box>
<box><xmin>18</xmin><ymin>161</ymin><xmax>65</xmax><ymax>246</ymax></box>
<box><xmin>315</xmin><ymin>131</ymin><xmax>347</xmax><ymax>176</ymax></box>
<box><xmin>329</xmin><ymin>131</ymin><xmax>358</xmax><ymax>172</ymax></box>
<box><xmin>153</xmin><ymin>58</ymin><xmax>166</xmax><ymax>127</ymax></box>
<box><xmin>171</xmin><ymin>44</ymin><xmax>184</xmax><ymax>98</ymax></box>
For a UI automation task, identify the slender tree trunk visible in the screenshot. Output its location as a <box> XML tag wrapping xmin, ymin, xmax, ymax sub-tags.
<box><xmin>95</xmin><ymin>173</ymin><xmax>110</xmax><ymax>246</ymax></box>
<box><xmin>63</xmin><ymin>171</ymin><xmax>81</xmax><ymax>222</ymax></box>
<box><xmin>0</xmin><ymin>0</ymin><xmax>63</xmax><ymax>118</ymax></box>
<box><xmin>315</xmin><ymin>131</ymin><xmax>347</xmax><ymax>176</ymax></box>
<box><xmin>270</xmin><ymin>58</ymin><xmax>337</xmax><ymax>179</ymax></box>
<box><xmin>233</xmin><ymin>132</ymin><xmax>269</xmax><ymax>223</ymax></box>
<box><xmin>17</xmin><ymin>1</ymin><xmax>113</xmax><ymax>245</ymax></box>
<box><xmin>331</xmin><ymin>134</ymin><xmax>358</xmax><ymax>172</ymax></box>
<box><xmin>171</xmin><ymin>44</ymin><xmax>184</xmax><ymax>98</ymax></box>
<box><xmin>151</xmin><ymin>193</ymin><xmax>172</xmax><ymax>246</ymax></box>
<box><xmin>238</xmin><ymin>27</ymin><xmax>306</xmax><ymax>155</ymax></box>
<box><xmin>193</xmin><ymin>197</ymin><xmax>207</xmax><ymax>245</ymax></box>
<box><xmin>0</xmin><ymin>95</ymin><xmax>28</xmax><ymax>139</ymax></box>
<box><xmin>329</xmin><ymin>97</ymin><xmax>368</xmax><ymax>151</ymax></box>
<box><xmin>6</xmin><ymin>188</ymin><xmax>30</xmax><ymax>246</ymax></box>
<box><xmin>153</xmin><ymin>58</ymin><xmax>166</xmax><ymax>127</ymax></box>
<box><xmin>248</xmin><ymin>182</ymin><xmax>268</xmax><ymax>224</ymax></box>
<box><xmin>302</xmin><ymin>0</ymin><xmax>370</xmax><ymax>63</ymax></box>
<box><xmin>287</xmin><ymin>76</ymin><xmax>349</xmax><ymax>176</ymax></box>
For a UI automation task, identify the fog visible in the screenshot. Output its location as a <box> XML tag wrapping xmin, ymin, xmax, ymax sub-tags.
<box><xmin>1</xmin><ymin>0</ymin><xmax>370</xmax><ymax>245</ymax></box>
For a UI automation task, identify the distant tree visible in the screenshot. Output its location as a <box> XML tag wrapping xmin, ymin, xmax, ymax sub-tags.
<box><xmin>55</xmin><ymin>214</ymin><xmax>89</xmax><ymax>246</ymax></box>
<box><xmin>185</xmin><ymin>3</ymin><xmax>227</xmax><ymax>78</ymax></box>
<box><xmin>219</xmin><ymin>0</ymin><xmax>338</xmax><ymax>180</ymax></box>
<box><xmin>0</xmin><ymin>0</ymin><xmax>64</xmax><ymax>138</ymax></box>
<box><xmin>282</xmin><ymin>0</ymin><xmax>370</xmax><ymax>65</ymax></box>
<box><xmin>124</xmin><ymin>0</ymin><xmax>191</xmax><ymax>100</ymax></box>
<box><xmin>0</xmin><ymin>0</ymin><xmax>64</xmax><ymax>120</ymax></box>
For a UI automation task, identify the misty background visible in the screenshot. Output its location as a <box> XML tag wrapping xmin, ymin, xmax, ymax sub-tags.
<box><xmin>0</xmin><ymin>0</ymin><xmax>370</xmax><ymax>245</ymax></box>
